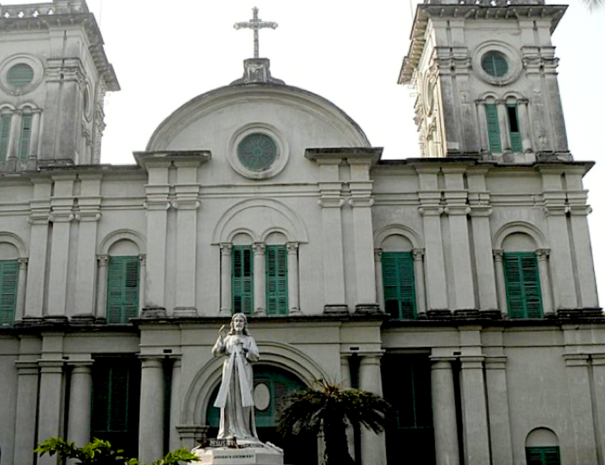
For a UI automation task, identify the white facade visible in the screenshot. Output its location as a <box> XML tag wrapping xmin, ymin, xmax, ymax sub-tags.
<box><xmin>0</xmin><ymin>1</ymin><xmax>602</xmax><ymax>465</ymax></box>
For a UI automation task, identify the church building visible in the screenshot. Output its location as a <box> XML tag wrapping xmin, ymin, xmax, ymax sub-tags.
<box><xmin>0</xmin><ymin>0</ymin><xmax>602</xmax><ymax>464</ymax></box>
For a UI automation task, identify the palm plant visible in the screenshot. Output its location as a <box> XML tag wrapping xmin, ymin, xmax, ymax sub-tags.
<box><xmin>277</xmin><ymin>379</ymin><xmax>392</xmax><ymax>465</ymax></box>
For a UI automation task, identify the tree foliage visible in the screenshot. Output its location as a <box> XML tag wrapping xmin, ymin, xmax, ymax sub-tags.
<box><xmin>277</xmin><ymin>379</ymin><xmax>392</xmax><ymax>465</ymax></box>
<box><xmin>34</xmin><ymin>438</ymin><xmax>198</xmax><ymax>465</ymax></box>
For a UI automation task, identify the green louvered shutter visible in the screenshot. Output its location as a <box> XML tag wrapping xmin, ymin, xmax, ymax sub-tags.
<box><xmin>233</xmin><ymin>246</ymin><xmax>253</xmax><ymax>315</ymax></box>
<box><xmin>0</xmin><ymin>260</ymin><xmax>18</xmax><ymax>326</ymax></box>
<box><xmin>266</xmin><ymin>245</ymin><xmax>288</xmax><ymax>315</ymax></box>
<box><xmin>507</xmin><ymin>104</ymin><xmax>523</xmax><ymax>152</ymax></box>
<box><xmin>503</xmin><ymin>252</ymin><xmax>542</xmax><ymax>319</ymax></box>
<box><xmin>18</xmin><ymin>114</ymin><xmax>32</xmax><ymax>161</ymax></box>
<box><xmin>382</xmin><ymin>252</ymin><xmax>416</xmax><ymax>319</ymax></box>
<box><xmin>0</xmin><ymin>114</ymin><xmax>12</xmax><ymax>161</ymax></box>
<box><xmin>526</xmin><ymin>447</ymin><xmax>561</xmax><ymax>465</ymax></box>
<box><xmin>485</xmin><ymin>104</ymin><xmax>502</xmax><ymax>153</ymax></box>
<box><xmin>106</xmin><ymin>256</ymin><xmax>139</xmax><ymax>324</ymax></box>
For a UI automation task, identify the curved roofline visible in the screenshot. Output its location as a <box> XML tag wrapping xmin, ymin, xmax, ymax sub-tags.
<box><xmin>146</xmin><ymin>83</ymin><xmax>371</xmax><ymax>151</ymax></box>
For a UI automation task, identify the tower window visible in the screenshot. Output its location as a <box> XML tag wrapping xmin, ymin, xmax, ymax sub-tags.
<box><xmin>485</xmin><ymin>104</ymin><xmax>502</xmax><ymax>153</ymax></box>
<box><xmin>232</xmin><ymin>246</ymin><xmax>254</xmax><ymax>314</ymax></box>
<box><xmin>237</xmin><ymin>133</ymin><xmax>278</xmax><ymax>172</ymax></box>
<box><xmin>481</xmin><ymin>52</ymin><xmax>508</xmax><ymax>78</ymax></box>
<box><xmin>7</xmin><ymin>64</ymin><xmax>34</xmax><ymax>87</ymax></box>
<box><xmin>0</xmin><ymin>114</ymin><xmax>12</xmax><ymax>162</ymax></box>
<box><xmin>506</xmin><ymin>104</ymin><xmax>523</xmax><ymax>152</ymax></box>
<box><xmin>18</xmin><ymin>113</ymin><xmax>32</xmax><ymax>161</ymax></box>
<box><xmin>266</xmin><ymin>245</ymin><xmax>288</xmax><ymax>315</ymax></box>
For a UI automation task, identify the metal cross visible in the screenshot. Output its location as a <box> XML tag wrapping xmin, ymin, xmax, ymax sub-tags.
<box><xmin>234</xmin><ymin>7</ymin><xmax>278</xmax><ymax>59</ymax></box>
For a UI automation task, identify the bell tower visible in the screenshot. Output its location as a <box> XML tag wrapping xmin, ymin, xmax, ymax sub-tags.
<box><xmin>0</xmin><ymin>0</ymin><xmax>119</xmax><ymax>171</ymax></box>
<box><xmin>400</xmin><ymin>0</ymin><xmax>570</xmax><ymax>162</ymax></box>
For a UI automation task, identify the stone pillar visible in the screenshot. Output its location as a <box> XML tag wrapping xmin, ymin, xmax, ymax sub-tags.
<box><xmin>536</xmin><ymin>249</ymin><xmax>554</xmax><ymax>316</ymax></box>
<box><xmin>443</xmin><ymin>168</ymin><xmax>475</xmax><ymax>311</ymax></box>
<box><xmin>174</xmin><ymin>164</ymin><xmax>200</xmax><ymax>315</ymax></box>
<box><xmin>476</xmin><ymin>102</ymin><xmax>489</xmax><ymax>153</ymax></box>
<box><xmin>15</xmin><ymin>258</ymin><xmax>28</xmax><ymax>322</ymax></box>
<box><xmin>412</xmin><ymin>249</ymin><xmax>427</xmax><ymax>317</ymax></box>
<box><xmin>568</xmin><ymin>204</ymin><xmax>599</xmax><ymax>308</ymax></box>
<box><xmin>144</xmin><ymin>163</ymin><xmax>170</xmax><ymax>310</ymax></box>
<box><xmin>591</xmin><ymin>355</ymin><xmax>605</xmax><ymax>464</ymax></box>
<box><xmin>564</xmin><ymin>354</ymin><xmax>598</xmax><ymax>465</ymax></box>
<box><xmin>67</xmin><ymin>362</ymin><xmax>93</xmax><ymax>447</ymax></box>
<box><xmin>493</xmin><ymin>250</ymin><xmax>508</xmax><ymax>316</ymax></box>
<box><xmin>139</xmin><ymin>254</ymin><xmax>146</xmax><ymax>315</ymax></box>
<box><xmin>96</xmin><ymin>255</ymin><xmax>109</xmax><ymax>319</ymax></box>
<box><xmin>13</xmin><ymin>361</ymin><xmax>39</xmax><ymax>465</ymax></box>
<box><xmin>518</xmin><ymin>100</ymin><xmax>532</xmax><ymax>153</ymax></box>
<box><xmin>286</xmin><ymin>242</ymin><xmax>301</xmax><ymax>314</ymax></box>
<box><xmin>340</xmin><ymin>355</ymin><xmax>356</xmax><ymax>462</ymax></box>
<box><xmin>74</xmin><ymin>175</ymin><xmax>102</xmax><ymax>319</ymax></box>
<box><xmin>29</xmin><ymin>109</ymin><xmax>41</xmax><ymax>161</ymax></box>
<box><xmin>253</xmin><ymin>243</ymin><xmax>266</xmax><ymax>316</ymax></box>
<box><xmin>349</xmin><ymin>195</ymin><xmax>377</xmax><ymax>310</ymax></box>
<box><xmin>485</xmin><ymin>356</ymin><xmax>513</xmax><ymax>465</ymax></box>
<box><xmin>430</xmin><ymin>357</ymin><xmax>460</xmax><ymax>465</ymax></box>
<box><xmin>374</xmin><ymin>249</ymin><xmax>385</xmax><ymax>312</ymax></box>
<box><xmin>169</xmin><ymin>357</ymin><xmax>182</xmax><ymax>451</ymax></box>
<box><xmin>37</xmin><ymin>360</ymin><xmax>65</xmax><ymax>465</ymax></box>
<box><xmin>25</xmin><ymin>180</ymin><xmax>52</xmax><ymax>319</ymax></box>
<box><xmin>359</xmin><ymin>354</ymin><xmax>386</xmax><ymax>465</ymax></box>
<box><xmin>139</xmin><ymin>357</ymin><xmax>165</xmax><ymax>464</ymax></box>
<box><xmin>220</xmin><ymin>244</ymin><xmax>233</xmax><ymax>316</ymax></box>
<box><xmin>541</xmin><ymin>169</ymin><xmax>577</xmax><ymax>309</ymax></box>
<box><xmin>496</xmin><ymin>101</ymin><xmax>509</xmax><ymax>152</ymax></box>
<box><xmin>467</xmin><ymin>170</ymin><xmax>498</xmax><ymax>312</ymax></box>
<box><xmin>319</xmin><ymin>187</ymin><xmax>347</xmax><ymax>310</ymax></box>
<box><xmin>47</xmin><ymin>175</ymin><xmax>75</xmax><ymax>318</ymax></box>
<box><xmin>460</xmin><ymin>356</ymin><xmax>490</xmax><ymax>465</ymax></box>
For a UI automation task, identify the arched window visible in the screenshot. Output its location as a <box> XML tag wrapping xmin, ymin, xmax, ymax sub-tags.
<box><xmin>0</xmin><ymin>104</ymin><xmax>39</xmax><ymax>165</ymax></box>
<box><xmin>501</xmin><ymin>233</ymin><xmax>543</xmax><ymax>319</ymax></box>
<box><xmin>380</xmin><ymin>234</ymin><xmax>417</xmax><ymax>319</ymax></box>
<box><xmin>525</xmin><ymin>428</ymin><xmax>561</xmax><ymax>465</ymax></box>
<box><xmin>106</xmin><ymin>240</ymin><xmax>140</xmax><ymax>324</ymax></box>
<box><xmin>480</xmin><ymin>95</ymin><xmax>527</xmax><ymax>155</ymax></box>
<box><xmin>0</xmin><ymin>241</ymin><xmax>20</xmax><ymax>326</ymax></box>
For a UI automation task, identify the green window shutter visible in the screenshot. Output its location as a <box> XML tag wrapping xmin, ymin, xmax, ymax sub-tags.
<box><xmin>18</xmin><ymin>113</ymin><xmax>32</xmax><ymax>161</ymax></box>
<box><xmin>232</xmin><ymin>246</ymin><xmax>253</xmax><ymax>315</ymax></box>
<box><xmin>382</xmin><ymin>252</ymin><xmax>416</xmax><ymax>319</ymax></box>
<box><xmin>526</xmin><ymin>447</ymin><xmax>561</xmax><ymax>465</ymax></box>
<box><xmin>0</xmin><ymin>260</ymin><xmax>18</xmax><ymax>326</ymax></box>
<box><xmin>106</xmin><ymin>256</ymin><xmax>140</xmax><ymax>324</ymax></box>
<box><xmin>0</xmin><ymin>114</ymin><xmax>12</xmax><ymax>162</ymax></box>
<box><xmin>485</xmin><ymin>104</ymin><xmax>502</xmax><ymax>153</ymax></box>
<box><xmin>266</xmin><ymin>245</ymin><xmax>288</xmax><ymax>315</ymax></box>
<box><xmin>503</xmin><ymin>252</ymin><xmax>543</xmax><ymax>319</ymax></box>
<box><xmin>506</xmin><ymin>104</ymin><xmax>523</xmax><ymax>152</ymax></box>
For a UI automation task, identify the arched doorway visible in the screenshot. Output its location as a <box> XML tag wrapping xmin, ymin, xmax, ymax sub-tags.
<box><xmin>206</xmin><ymin>364</ymin><xmax>318</xmax><ymax>465</ymax></box>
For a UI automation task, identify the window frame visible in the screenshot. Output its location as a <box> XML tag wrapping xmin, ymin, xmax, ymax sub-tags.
<box><xmin>232</xmin><ymin>245</ymin><xmax>254</xmax><ymax>315</ymax></box>
<box><xmin>503</xmin><ymin>252</ymin><xmax>543</xmax><ymax>319</ymax></box>
<box><xmin>0</xmin><ymin>259</ymin><xmax>18</xmax><ymax>326</ymax></box>
<box><xmin>106</xmin><ymin>255</ymin><xmax>140</xmax><ymax>324</ymax></box>
<box><xmin>265</xmin><ymin>245</ymin><xmax>288</xmax><ymax>316</ymax></box>
<box><xmin>526</xmin><ymin>446</ymin><xmax>561</xmax><ymax>465</ymax></box>
<box><xmin>381</xmin><ymin>251</ymin><xmax>417</xmax><ymax>320</ymax></box>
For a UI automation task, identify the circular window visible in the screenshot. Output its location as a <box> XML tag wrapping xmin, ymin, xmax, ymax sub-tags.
<box><xmin>7</xmin><ymin>63</ymin><xmax>34</xmax><ymax>87</ymax></box>
<box><xmin>237</xmin><ymin>133</ymin><xmax>278</xmax><ymax>172</ymax></box>
<box><xmin>481</xmin><ymin>51</ymin><xmax>508</xmax><ymax>78</ymax></box>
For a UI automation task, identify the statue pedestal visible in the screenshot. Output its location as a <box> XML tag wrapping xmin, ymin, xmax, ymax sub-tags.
<box><xmin>192</xmin><ymin>444</ymin><xmax>284</xmax><ymax>465</ymax></box>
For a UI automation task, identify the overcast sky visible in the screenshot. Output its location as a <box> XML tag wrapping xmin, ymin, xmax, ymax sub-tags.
<box><xmin>12</xmin><ymin>0</ymin><xmax>605</xmax><ymax>304</ymax></box>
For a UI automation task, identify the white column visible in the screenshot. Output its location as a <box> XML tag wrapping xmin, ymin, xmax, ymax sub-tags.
<box><xmin>47</xmin><ymin>214</ymin><xmax>74</xmax><ymax>317</ymax></box>
<box><xmin>485</xmin><ymin>356</ymin><xmax>513</xmax><ymax>465</ymax></box>
<box><xmin>518</xmin><ymin>100</ymin><xmax>532</xmax><ymax>153</ymax></box>
<box><xmin>139</xmin><ymin>254</ymin><xmax>146</xmax><ymax>315</ymax></box>
<box><xmin>67</xmin><ymin>362</ymin><xmax>93</xmax><ymax>448</ymax></box>
<box><xmin>169</xmin><ymin>357</ymin><xmax>182</xmax><ymax>451</ymax></box>
<box><xmin>253</xmin><ymin>243</ymin><xmax>266</xmax><ymax>316</ymax></box>
<box><xmin>139</xmin><ymin>357</ymin><xmax>165</xmax><ymax>464</ymax></box>
<box><xmin>13</xmin><ymin>361</ymin><xmax>39</xmax><ymax>465</ymax></box>
<box><xmin>591</xmin><ymin>355</ymin><xmax>605</xmax><ymax>464</ymax></box>
<box><xmin>37</xmin><ymin>360</ymin><xmax>65</xmax><ymax>465</ymax></box>
<box><xmin>74</xmin><ymin>215</ymin><xmax>100</xmax><ymax>318</ymax></box>
<box><xmin>286</xmin><ymin>242</ymin><xmax>300</xmax><ymax>314</ymax></box>
<box><xmin>460</xmin><ymin>356</ymin><xmax>491</xmax><ymax>465</ymax></box>
<box><xmin>174</xmin><ymin>185</ymin><xmax>200</xmax><ymax>315</ymax></box>
<box><xmin>220</xmin><ymin>244</ymin><xmax>233</xmax><ymax>316</ymax></box>
<box><xmin>319</xmin><ymin>195</ymin><xmax>347</xmax><ymax>309</ymax></box>
<box><xmin>95</xmin><ymin>255</ymin><xmax>108</xmax><ymax>320</ymax></box>
<box><xmin>419</xmin><ymin>206</ymin><xmax>447</xmax><ymax>310</ymax></box>
<box><xmin>412</xmin><ymin>249</ymin><xmax>426</xmax><ymax>317</ymax></box>
<box><xmin>476</xmin><ymin>103</ymin><xmax>489</xmax><ymax>153</ymax></box>
<box><xmin>349</xmin><ymin>196</ymin><xmax>377</xmax><ymax>310</ymax></box>
<box><xmin>430</xmin><ymin>357</ymin><xmax>460</xmax><ymax>465</ymax></box>
<box><xmin>493</xmin><ymin>250</ymin><xmax>508</xmax><ymax>317</ymax></box>
<box><xmin>15</xmin><ymin>258</ymin><xmax>27</xmax><ymax>322</ymax></box>
<box><xmin>564</xmin><ymin>354</ymin><xmax>598</xmax><ymax>465</ymax></box>
<box><xmin>359</xmin><ymin>354</ymin><xmax>386</xmax><ymax>465</ymax></box>
<box><xmin>496</xmin><ymin>101</ymin><xmax>509</xmax><ymax>152</ymax></box>
<box><xmin>29</xmin><ymin>109</ymin><xmax>41</xmax><ymax>161</ymax></box>
<box><xmin>568</xmin><ymin>207</ymin><xmax>599</xmax><ymax>308</ymax></box>
<box><xmin>536</xmin><ymin>249</ymin><xmax>554</xmax><ymax>316</ymax></box>
<box><xmin>374</xmin><ymin>249</ymin><xmax>385</xmax><ymax>312</ymax></box>
<box><xmin>340</xmin><ymin>355</ymin><xmax>356</xmax><ymax>462</ymax></box>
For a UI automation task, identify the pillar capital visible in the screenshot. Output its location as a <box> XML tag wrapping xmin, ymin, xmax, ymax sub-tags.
<box><xmin>253</xmin><ymin>242</ymin><xmax>266</xmax><ymax>255</ymax></box>
<box><xmin>286</xmin><ymin>242</ymin><xmax>299</xmax><ymax>253</ymax></box>
<box><xmin>563</xmin><ymin>353</ymin><xmax>590</xmax><ymax>367</ymax></box>
<box><xmin>536</xmin><ymin>248</ymin><xmax>550</xmax><ymax>260</ymax></box>
<box><xmin>220</xmin><ymin>243</ymin><xmax>233</xmax><ymax>254</ymax></box>
<box><xmin>373</xmin><ymin>248</ymin><xmax>382</xmax><ymax>261</ymax></box>
<box><xmin>493</xmin><ymin>249</ymin><xmax>504</xmax><ymax>260</ymax></box>
<box><xmin>359</xmin><ymin>352</ymin><xmax>384</xmax><ymax>366</ymax></box>
<box><xmin>412</xmin><ymin>248</ymin><xmax>425</xmax><ymax>260</ymax></box>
